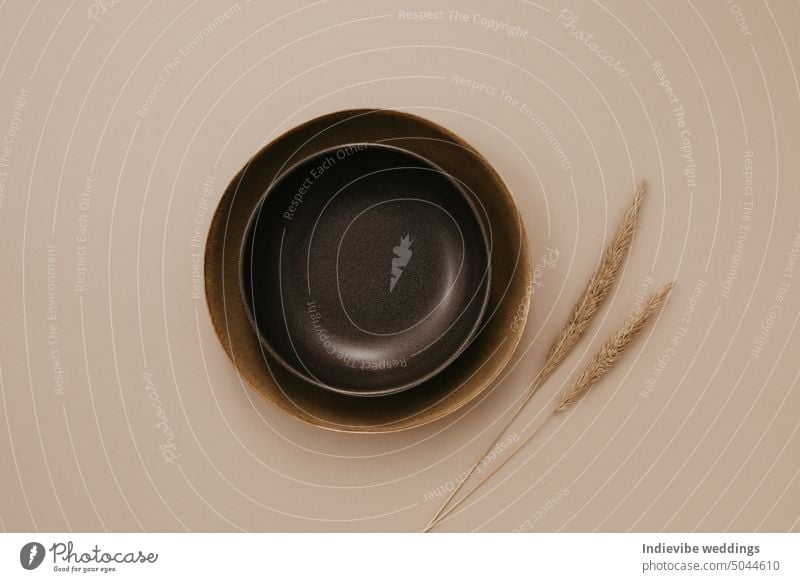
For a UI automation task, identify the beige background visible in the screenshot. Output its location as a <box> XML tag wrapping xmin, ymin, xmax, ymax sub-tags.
<box><xmin>1</xmin><ymin>0</ymin><xmax>799</xmax><ymax>532</ymax></box>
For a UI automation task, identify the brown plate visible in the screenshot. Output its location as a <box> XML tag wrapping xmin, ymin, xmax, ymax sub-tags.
<box><xmin>205</xmin><ymin>109</ymin><xmax>530</xmax><ymax>432</ymax></box>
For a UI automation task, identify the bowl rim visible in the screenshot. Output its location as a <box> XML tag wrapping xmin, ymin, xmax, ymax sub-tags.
<box><xmin>237</xmin><ymin>141</ymin><xmax>493</xmax><ymax>397</ymax></box>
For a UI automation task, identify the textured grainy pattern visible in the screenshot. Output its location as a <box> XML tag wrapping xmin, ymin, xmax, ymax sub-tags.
<box><xmin>0</xmin><ymin>0</ymin><xmax>799</xmax><ymax>533</ymax></box>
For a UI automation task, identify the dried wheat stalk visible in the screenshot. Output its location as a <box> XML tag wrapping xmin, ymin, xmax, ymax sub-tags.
<box><xmin>541</xmin><ymin>180</ymin><xmax>646</xmax><ymax>382</ymax></box>
<box><xmin>422</xmin><ymin>181</ymin><xmax>647</xmax><ymax>532</ymax></box>
<box><xmin>555</xmin><ymin>281</ymin><xmax>673</xmax><ymax>411</ymax></box>
<box><xmin>427</xmin><ymin>282</ymin><xmax>673</xmax><ymax>529</ymax></box>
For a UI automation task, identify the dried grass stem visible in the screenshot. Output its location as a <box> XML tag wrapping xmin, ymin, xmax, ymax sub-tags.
<box><xmin>422</xmin><ymin>182</ymin><xmax>647</xmax><ymax>532</ymax></box>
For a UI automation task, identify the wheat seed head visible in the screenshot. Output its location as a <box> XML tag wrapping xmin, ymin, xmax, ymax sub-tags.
<box><xmin>555</xmin><ymin>281</ymin><xmax>673</xmax><ymax>412</ymax></box>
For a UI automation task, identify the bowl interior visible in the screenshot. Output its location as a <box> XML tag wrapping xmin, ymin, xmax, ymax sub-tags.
<box><xmin>241</xmin><ymin>143</ymin><xmax>491</xmax><ymax>396</ymax></box>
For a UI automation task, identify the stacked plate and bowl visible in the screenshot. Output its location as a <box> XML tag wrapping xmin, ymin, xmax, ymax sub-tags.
<box><xmin>205</xmin><ymin>109</ymin><xmax>530</xmax><ymax>432</ymax></box>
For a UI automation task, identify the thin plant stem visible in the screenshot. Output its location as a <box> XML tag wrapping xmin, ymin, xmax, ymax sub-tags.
<box><xmin>427</xmin><ymin>283</ymin><xmax>672</xmax><ymax>530</ymax></box>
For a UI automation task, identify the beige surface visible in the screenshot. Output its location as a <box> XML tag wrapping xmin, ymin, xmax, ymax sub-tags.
<box><xmin>0</xmin><ymin>0</ymin><xmax>798</xmax><ymax>532</ymax></box>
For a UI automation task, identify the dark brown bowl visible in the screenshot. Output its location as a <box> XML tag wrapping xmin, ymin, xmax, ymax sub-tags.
<box><xmin>205</xmin><ymin>109</ymin><xmax>531</xmax><ymax>432</ymax></box>
<box><xmin>240</xmin><ymin>143</ymin><xmax>491</xmax><ymax>396</ymax></box>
